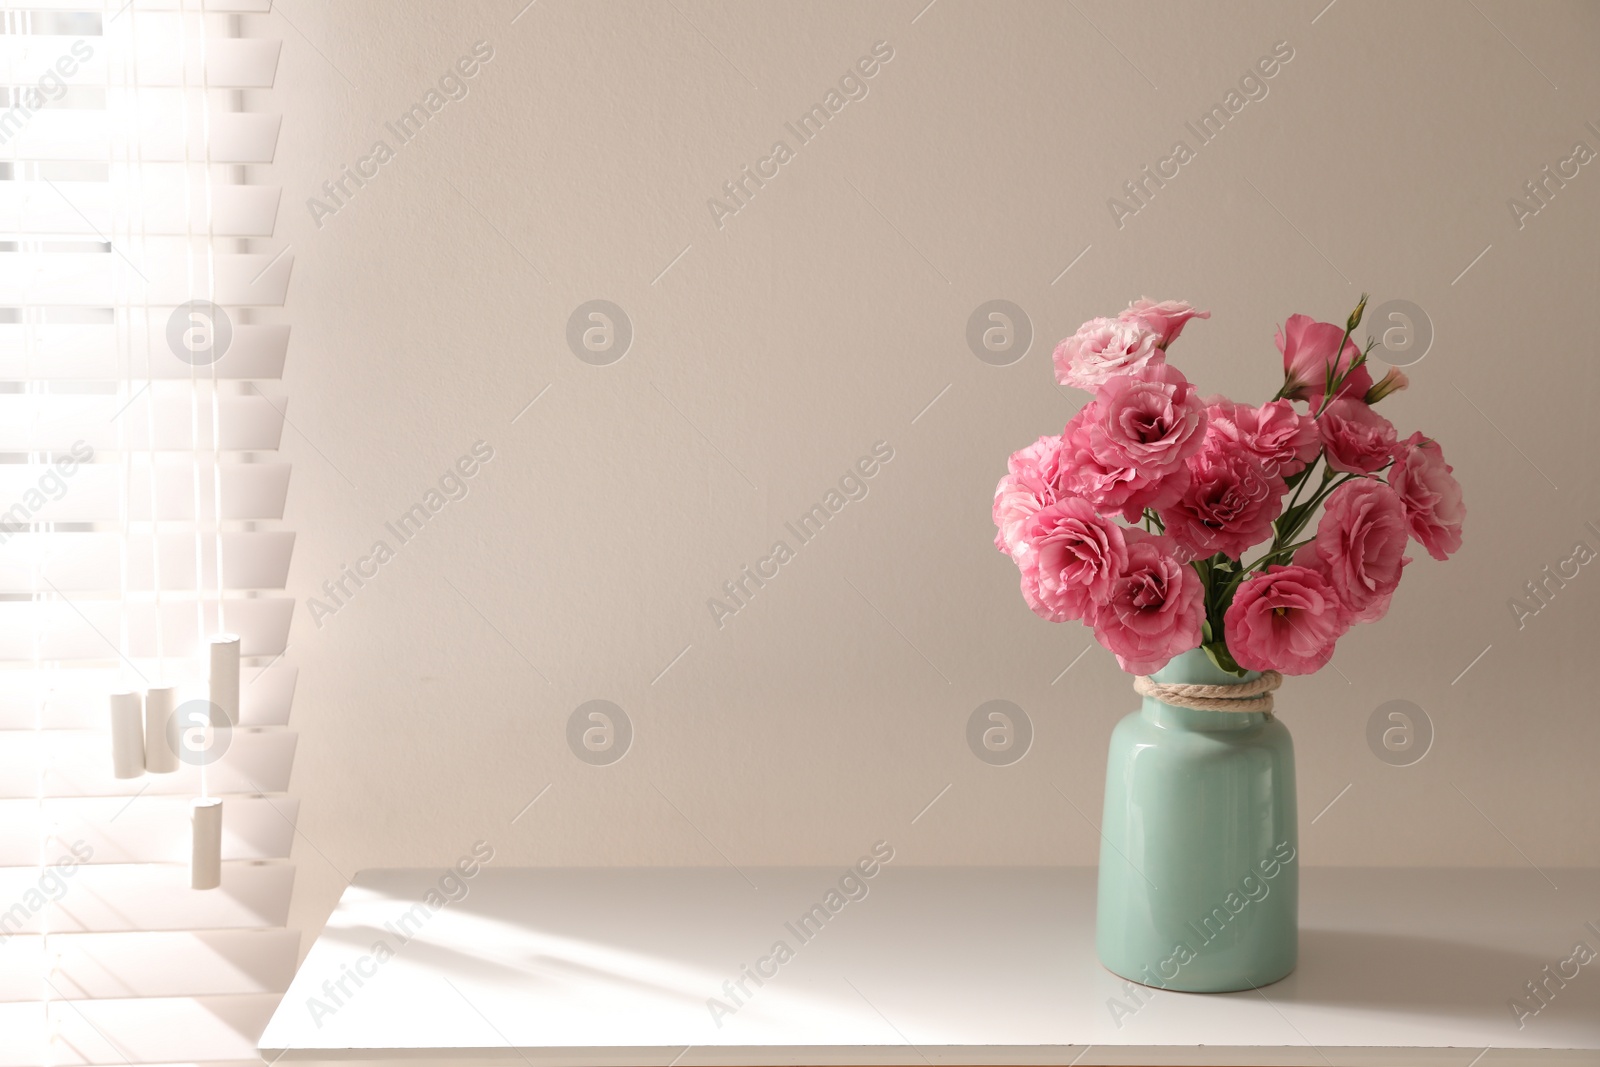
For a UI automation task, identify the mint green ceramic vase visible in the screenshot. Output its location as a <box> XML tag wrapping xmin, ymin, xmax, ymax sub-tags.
<box><xmin>1095</xmin><ymin>648</ymin><xmax>1298</xmax><ymax>992</ymax></box>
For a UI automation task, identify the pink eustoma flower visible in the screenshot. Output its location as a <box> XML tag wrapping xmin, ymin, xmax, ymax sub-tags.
<box><xmin>1017</xmin><ymin>497</ymin><xmax>1130</xmax><ymax>623</ymax></box>
<box><xmin>1053</xmin><ymin>317</ymin><xmax>1164</xmax><ymax>391</ymax></box>
<box><xmin>1276</xmin><ymin>313</ymin><xmax>1372</xmax><ymax>405</ymax></box>
<box><xmin>1206</xmin><ymin>397</ymin><xmax>1320</xmax><ymax>478</ymax></box>
<box><xmin>1302</xmin><ymin>479</ymin><xmax>1411</xmax><ymax>623</ymax></box>
<box><xmin>1162</xmin><ymin>445</ymin><xmax>1287</xmax><ymax>561</ymax></box>
<box><xmin>1389</xmin><ymin>432</ymin><xmax>1465</xmax><ymax>560</ymax></box>
<box><xmin>1120</xmin><ymin>298</ymin><xmax>1210</xmax><ymax>348</ymax></box>
<box><xmin>1091</xmin><ymin>531</ymin><xmax>1204</xmax><ymax>675</ymax></box>
<box><xmin>993</xmin><ymin>434</ymin><xmax>1064</xmax><ymax>557</ymax></box>
<box><xmin>1318</xmin><ymin>397</ymin><xmax>1397</xmax><ymax>475</ymax></box>
<box><xmin>1057</xmin><ymin>406</ymin><xmax>1190</xmax><ymax>524</ymax></box>
<box><xmin>1224</xmin><ymin>565</ymin><xmax>1351</xmax><ymax>675</ymax></box>
<box><xmin>1365</xmin><ymin>367</ymin><xmax>1409</xmax><ymax>404</ymax></box>
<box><xmin>1084</xmin><ymin>364</ymin><xmax>1209</xmax><ymax>478</ymax></box>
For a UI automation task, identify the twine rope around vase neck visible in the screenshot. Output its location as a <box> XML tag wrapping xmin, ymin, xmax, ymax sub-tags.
<box><xmin>1133</xmin><ymin>670</ymin><xmax>1283</xmax><ymax>715</ymax></box>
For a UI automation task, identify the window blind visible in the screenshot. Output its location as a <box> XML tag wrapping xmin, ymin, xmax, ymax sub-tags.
<box><xmin>0</xmin><ymin>1</ymin><xmax>296</xmax><ymax>1063</ymax></box>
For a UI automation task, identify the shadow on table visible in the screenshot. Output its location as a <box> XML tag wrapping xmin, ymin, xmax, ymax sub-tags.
<box><xmin>317</xmin><ymin>921</ymin><xmax>709</xmax><ymax>1008</ymax></box>
<box><xmin>1276</xmin><ymin>928</ymin><xmax>1547</xmax><ymax>1012</ymax></box>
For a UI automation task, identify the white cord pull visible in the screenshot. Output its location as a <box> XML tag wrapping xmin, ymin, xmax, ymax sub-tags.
<box><xmin>191</xmin><ymin>797</ymin><xmax>223</xmax><ymax>890</ymax></box>
<box><xmin>209</xmin><ymin>634</ymin><xmax>241</xmax><ymax>726</ymax></box>
<box><xmin>109</xmin><ymin>690</ymin><xmax>145</xmax><ymax>779</ymax></box>
<box><xmin>143</xmin><ymin>686</ymin><xmax>179</xmax><ymax>774</ymax></box>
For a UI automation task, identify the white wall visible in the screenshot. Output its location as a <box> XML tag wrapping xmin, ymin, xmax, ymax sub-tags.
<box><xmin>252</xmin><ymin>0</ymin><xmax>1600</xmax><ymax>953</ymax></box>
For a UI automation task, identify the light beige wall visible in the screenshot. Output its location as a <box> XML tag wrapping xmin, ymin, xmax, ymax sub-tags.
<box><xmin>253</xmin><ymin>0</ymin><xmax>1600</xmax><ymax>950</ymax></box>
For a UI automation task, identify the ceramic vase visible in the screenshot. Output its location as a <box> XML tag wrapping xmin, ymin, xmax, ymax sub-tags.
<box><xmin>1095</xmin><ymin>647</ymin><xmax>1298</xmax><ymax>992</ymax></box>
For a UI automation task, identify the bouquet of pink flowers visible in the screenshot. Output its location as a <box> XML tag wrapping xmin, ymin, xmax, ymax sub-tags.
<box><xmin>993</xmin><ymin>297</ymin><xmax>1465</xmax><ymax>676</ymax></box>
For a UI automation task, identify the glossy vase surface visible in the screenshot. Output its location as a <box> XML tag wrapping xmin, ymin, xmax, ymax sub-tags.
<box><xmin>1095</xmin><ymin>648</ymin><xmax>1298</xmax><ymax>992</ymax></box>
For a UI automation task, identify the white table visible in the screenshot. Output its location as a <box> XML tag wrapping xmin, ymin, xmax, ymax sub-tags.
<box><xmin>260</xmin><ymin>866</ymin><xmax>1600</xmax><ymax>1066</ymax></box>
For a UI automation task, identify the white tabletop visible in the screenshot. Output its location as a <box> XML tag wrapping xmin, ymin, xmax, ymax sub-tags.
<box><xmin>260</xmin><ymin>866</ymin><xmax>1600</xmax><ymax>1066</ymax></box>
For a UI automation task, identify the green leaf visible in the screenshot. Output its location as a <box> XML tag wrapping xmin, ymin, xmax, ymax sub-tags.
<box><xmin>1203</xmin><ymin>640</ymin><xmax>1247</xmax><ymax>677</ymax></box>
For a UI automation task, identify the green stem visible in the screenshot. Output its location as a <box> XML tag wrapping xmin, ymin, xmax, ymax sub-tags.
<box><xmin>1211</xmin><ymin>295</ymin><xmax>1369</xmax><ymax>675</ymax></box>
<box><xmin>1300</xmin><ymin>313</ymin><xmax>1357</xmax><ymax>415</ymax></box>
<box><xmin>1280</xmin><ymin>468</ymin><xmax>1380</xmax><ymax>547</ymax></box>
<box><xmin>1243</xmin><ymin>536</ymin><xmax>1316</xmax><ymax>574</ymax></box>
<box><xmin>1217</xmin><ymin>565</ymin><xmax>1251</xmax><ymax>613</ymax></box>
<box><xmin>1278</xmin><ymin>453</ymin><xmax>1325</xmax><ymax>525</ymax></box>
